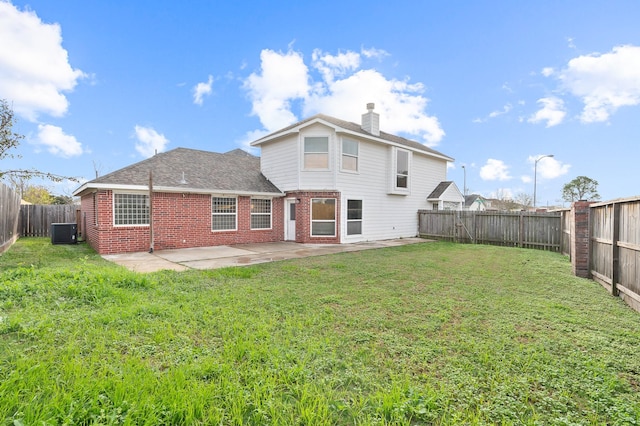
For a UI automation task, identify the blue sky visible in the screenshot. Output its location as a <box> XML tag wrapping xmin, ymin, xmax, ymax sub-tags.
<box><xmin>1</xmin><ymin>1</ymin><xmax>639</xmax><ymax>206</ymax></box>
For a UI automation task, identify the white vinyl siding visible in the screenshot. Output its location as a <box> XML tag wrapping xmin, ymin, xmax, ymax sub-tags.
<box><xmin>337</xmin><ymin>140</ymin><xmax>444</xmax><ymax>243</ymax></box>
<box><xmin>257</xmin><ymin>118</ymin><xmax>450</xmax><ymax>244</ymax></box>
<box><xmin>258</xmin><ymin>136</ymin><xmax>299</xmax><ymax>191</ymax></box>
<box><xmin>113</xmin><ymin>193</ymin><xmax>149</xmax><ymax>226</ymax></box>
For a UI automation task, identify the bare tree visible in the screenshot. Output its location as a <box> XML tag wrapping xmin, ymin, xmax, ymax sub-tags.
<box><xmin>514</xmin><ymin>192</ymin><xmax>533</xmax><ymax>209</ymax></box>
<box><xmin>0</xmin><ymin>99</ymin><xmax>78</xmax><ymax>183</ymax></box>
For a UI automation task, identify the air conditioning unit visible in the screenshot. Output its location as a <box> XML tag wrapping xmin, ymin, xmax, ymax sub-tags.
<box><xmin>51</xmin><ymin>223</ymin><xmax>78</xmax><ymax>244</ymax></box>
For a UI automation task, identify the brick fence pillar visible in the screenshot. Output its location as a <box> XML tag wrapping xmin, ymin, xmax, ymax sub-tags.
<box><xmin>570</xmin><ymin>200</ymin><xmax>593</xmax><ymax>278</ymax></box>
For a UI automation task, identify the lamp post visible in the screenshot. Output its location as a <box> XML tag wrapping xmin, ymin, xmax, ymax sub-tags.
<box><xmin>461</xmin><ymin>165</ymin><xmax>467</xmax><ymax>196</ymax></box>
<box><xmin>533</xmin><ymin>154</ymin><xmax>554</xmax><ymax>208</ymax></box>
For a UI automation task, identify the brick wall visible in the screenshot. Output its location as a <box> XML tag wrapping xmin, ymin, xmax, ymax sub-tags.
<box><xmin>82</xmin><ymin>191</ymin><xmax>285</xmax><ymax>254</ymax></box>
<box><xmin>287</xmin><ymin>191</ymin><xmax>341</xmax><ymax>244</ymax></box>
<box><xmin>570</xmin><ymin>200</ymin><xmax>593</xmax><ymax>278</ymax></box>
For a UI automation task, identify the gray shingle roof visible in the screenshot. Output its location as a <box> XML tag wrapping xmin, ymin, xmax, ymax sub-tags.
<box><xmin>427</xmin><ymin>181</ymin><xmax>454</xmax><ymax>199</ymax></box>
<box><xmin>252</xmin><ymin>113</ymin><xmax>453</xmax><ymax>161</ymax></box>
<box><xmin>75</xmin><ymin>148</ymin><xmax>282</xmax><ymax>195</ymax></box>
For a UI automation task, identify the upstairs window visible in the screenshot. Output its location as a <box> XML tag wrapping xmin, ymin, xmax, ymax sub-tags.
<box><xmin>396</xmin><ymin>149</ymin><xmax>409</xmax><ymax>189</ymax></box>
<box><xmin>114</xmin><ymin>193</ymin><xmax>149</xmax><ymax>226</ymax></box>
<box><xmin>251</xmin><ymin>198</ymin><xmax>272</xmax><ymax>229</ymax></box>
<box><xmin>212</xmin><ymin>197</ymin><xmax>237</xmax><ymax>231</ymax></box>
<box><xmin>341</xmin><ymin>138</ymin><xmax>359</xmax><ymax>172</ymax></box>
<box><xmin>304</xmin><ymin>137</ymin><xmax>329</xmax><ymax>169</ymax></box>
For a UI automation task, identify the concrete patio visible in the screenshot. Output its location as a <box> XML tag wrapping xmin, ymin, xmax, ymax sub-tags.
<box><xmin>102</xmin><ymin>238</ymin><xmax>428</xmax><ymax>273</ymax></box>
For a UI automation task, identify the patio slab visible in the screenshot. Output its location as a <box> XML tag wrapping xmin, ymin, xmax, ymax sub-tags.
<box><xmin>102</xmin><ymin>237</ymin><xmax>429</xmax><ymax>273</ymax></box>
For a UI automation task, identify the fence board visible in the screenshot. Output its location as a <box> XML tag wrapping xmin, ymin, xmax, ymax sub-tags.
<box><xmin>590</xmin><ymin>197</ymin><xmax>640</xmax><ymax>311</ymax></box>
<box><xmin>18</xmin><ymin>204</ymin><xmax>78</xmax><ymax>237</ymax></box>
<box><xmin>0</xmin><ymin>183</ymin><xmax>21</xmax><ymax>254</ymax></box>
<box><xmin>418</xmin><ymin>210</ymin><xmax>561</xmax><ymax>252</ymax></box>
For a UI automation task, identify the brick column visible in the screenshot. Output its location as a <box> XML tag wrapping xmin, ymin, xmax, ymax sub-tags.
<box><xmin>570</xmin><ymin>200</ymin><xmax>593</xmax><ymax>278</ymax></box>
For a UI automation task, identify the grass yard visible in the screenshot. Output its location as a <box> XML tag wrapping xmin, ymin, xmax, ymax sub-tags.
<box><xmin>1</xmin><ymin>238</ymin><xmax>640</xmax><ymax>425</ymax></box>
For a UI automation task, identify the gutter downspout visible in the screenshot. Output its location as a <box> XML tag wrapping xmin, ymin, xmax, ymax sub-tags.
<box><xmin>149</xmin><ymin>170</ymin><xmax>154</xmax><ymax>253</ymax></box>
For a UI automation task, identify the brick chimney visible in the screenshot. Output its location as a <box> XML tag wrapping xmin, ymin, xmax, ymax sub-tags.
<box><xmin>361</xmin><ymin>103</ymin><xmax>380</xmax><ymax>136</ymax></box>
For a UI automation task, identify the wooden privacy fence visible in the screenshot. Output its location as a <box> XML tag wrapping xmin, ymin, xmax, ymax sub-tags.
<box><xmin>588</xmin><ymin>197</ymin><xmax>640</xmax><ymax>312</ymax></box>
<box><xmin>418</xmin><ymin>210</ymin><xmax>562</xmax><ymax>252</ymax></box>
<box><xmin>18</xmin><ymin>204</ymin><xmax>78</xmax><ymax>237</ymax></box>
<box><xmin>0</xmin><ymin>182</ymin><xmax>21</xmax><ymax>254</ymax></box>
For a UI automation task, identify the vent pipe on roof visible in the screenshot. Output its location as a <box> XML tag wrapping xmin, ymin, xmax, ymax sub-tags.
<box><xmin>361</xmin><ymin>103</ymin><xmax>380</xmax><ymax>136</ymax></box>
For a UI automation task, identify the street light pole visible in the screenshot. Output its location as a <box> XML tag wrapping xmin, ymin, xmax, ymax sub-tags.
<box><xmin>461</xmin><ymin>165</ymin><xmax>467</xmax><ymax>197</ymax></box>
<box><xmin>533</xmin><ymin>154</ymin><xmax>554</xmax><ymax>208</ymax></box>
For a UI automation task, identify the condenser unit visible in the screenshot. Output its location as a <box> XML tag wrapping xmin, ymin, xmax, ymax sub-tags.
<box><xmin>51</xmin><ymin>223</ymin><xmax>78</xmax><ymax>244</ymax></box>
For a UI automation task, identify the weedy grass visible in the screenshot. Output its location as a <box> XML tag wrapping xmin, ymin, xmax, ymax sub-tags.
<box><xmin>1</xmin><ymin>238</ymin><xmax>640</xmax><ymax>425</ymax></box>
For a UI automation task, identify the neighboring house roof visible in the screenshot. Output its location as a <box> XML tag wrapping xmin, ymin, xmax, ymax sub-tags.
<box><xmin>464</xmin><ymin>194</ymin><xmax>485</xmax><ymax>207</ymax></box>
<box><xmin>73</xmin><ymin>148</ymin><xmax>283</xmax><ymax>197</ymax></box>
<box><xmin>427</xmin><ymin>181</ymin><xmax>456</xmax><ymax>199</ymax></box>
<box><xmin>251</xmin><ymin>113</ymin><xmax>454</xmax><ymax>162</ymax></box>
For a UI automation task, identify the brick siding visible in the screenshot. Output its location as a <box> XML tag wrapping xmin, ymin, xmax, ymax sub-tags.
<box><xmin>286</xmin><ymin>191</ymin><xmax>341</xmax><ymax>244</ymax></box>
<box><xmin>81</xmin><ymin>190</ymin><xmax>285</xmax><ymax>254</ymax></box>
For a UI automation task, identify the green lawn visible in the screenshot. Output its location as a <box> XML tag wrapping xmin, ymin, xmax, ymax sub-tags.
<box><xmin>1</xmin><ymin>238</ymin><xmax>639</xmax><ymax>425</ymax></box>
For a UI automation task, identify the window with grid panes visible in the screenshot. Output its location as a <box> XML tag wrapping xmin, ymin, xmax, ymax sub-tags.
<box><xmin>251</xmin><ymin>198</ymin><xmax>271</xmax><ymax>229</ymax></box>
<box><xmin>113</xmin><ymin>193</ymin><xmax>149</xmax><ymax>226</ymax></box>
<box><xmin>212</xmin><ymin>197</ymin><xmax>237</xmax><ymax>231</ymax></box>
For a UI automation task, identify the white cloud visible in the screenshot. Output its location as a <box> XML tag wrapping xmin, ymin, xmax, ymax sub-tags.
<box><xmin>0</xmin><ymin>2</ymin><xmax>85</xmax><ymax>121</ymax></box>
<box><xmin>559</xmin><ymin>45</ymin><xmax>640</xmax><ymax>123</ymax></box>
<box><xmin>134</xmin><ymin>125</ymin><xmax>169</xmax><ymax>158</ymax></box>
<box><xmin>473</xmin><ymin>103</ymin><xmax>512</xmax><ymax>123</ymax></box>
<box><xmin>480</xmin><ymin>159</ymin><xmax>511</xmax><ymax>181</ymax></box>
<box><xmin>242</xmin><ymin>47</ymin><xmax>445</xmax><ymax>146</ymax></box>
<box><xmin>360</xmin><ymin>47</ymin><xmax>389</xmax><ymax>60</ymax></box>
<box><xmin>528</xmin><ymin>155</ymin><xmax>570</xmax><ymax>179</ymax></box>
<box><xmin>243</xmin><ymin>49</ymin><xmax>310</xmax><ymax>131</ymax></box>
<box><xmin>489</xmin><ymin>103</ymin><xmax>512</xmax><ymax>118</ymax></box>
<box><xmin>193</xmin><ymin>75</ymin><xmax>213</xmax><ymax>105</ymax></box>
<box><xmin>541</xmin><ymin>67</ymin><xmax>554</xmax><ymax>77</ymax></box>
<box><xmin>312</xmin><ymin>49</ymin><xmax>360</xmax><ymax>82</ymax></box>
<box><xmin>521</xmin><ymin>175</ymin><xmax>532</xmax><ymax>184</ymax></box>
<box><xmin>528</xmin><ymin>97</ymin><xmax>566</xmax><ymax>127</ymax></box>
<box><xmin>36</xmin><ymin>124</ymin><xmax>83</xmax><ymax>157</ymax></box>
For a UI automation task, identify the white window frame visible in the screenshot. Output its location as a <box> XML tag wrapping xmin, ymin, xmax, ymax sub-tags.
<box><xmin>113</xmin><ymin>192</ymin><xmax>149</xmax><ymax>227</ymax></box>
<box><xmin>395</xmin><ymin>148</ymin><xmax>410</xmax><ymax>190</ymax></box>
<box><xmin>341</xmin><ymin>138</ymin><xmax>359</xmax><ymax>173</ymax></box>
<box><xmin>346</xmin><ymin>199</ymin><xmax>363</xmax><ymax>236</ymax></box>
<box><xmin>310</xmin><ymin>198</ymin><xmax>336</xmax><ymax>237</ymax></box>
<box><xmin>250</xmin><ymin>198</ymin><xmax>272</xmax><ymax>230</ymax></box>
<box><xmin>212</xmin><ymin>196</ymin><xmax>237</xmax><ymax>232</ymax></box>
<box><xmin>303</xmin><ymin>136</ymin><xmax>330</xmax><ymax>170</ymax></box>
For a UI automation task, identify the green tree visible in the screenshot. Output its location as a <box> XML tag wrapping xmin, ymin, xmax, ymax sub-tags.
<box><xmin>0</xmin><ymin>99</ymin><xmax>77</xmax><ymax>183</ymax></box>
<box><xmin>52</xmin><ymin>194</ymin><xmax>75</xmax><ymax>205</ymax></box>
<box><xmin>22</xmin><ymin>185</ymin><xmax>54</xmax><ymax>204</ymax></box>
<box><xmin>562</xmin><ymin>176</ymin><xmax>601</xmax><ymax>202</ymax></box>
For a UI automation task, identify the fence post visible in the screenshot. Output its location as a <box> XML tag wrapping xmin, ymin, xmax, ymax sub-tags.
<box><xmin>611</xmin><ymin>202</ymin><xmax>620</xmax><ymax>296</ymax></box>
<box><xmin>518</xmin><ymin>211</ymin><xmax>524</xmax><ymax>248</ymax></box>
<box><xmin>570</xmin><ymin>200</ymin><xmax>593</xmax><ymax>278</ymax></box>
